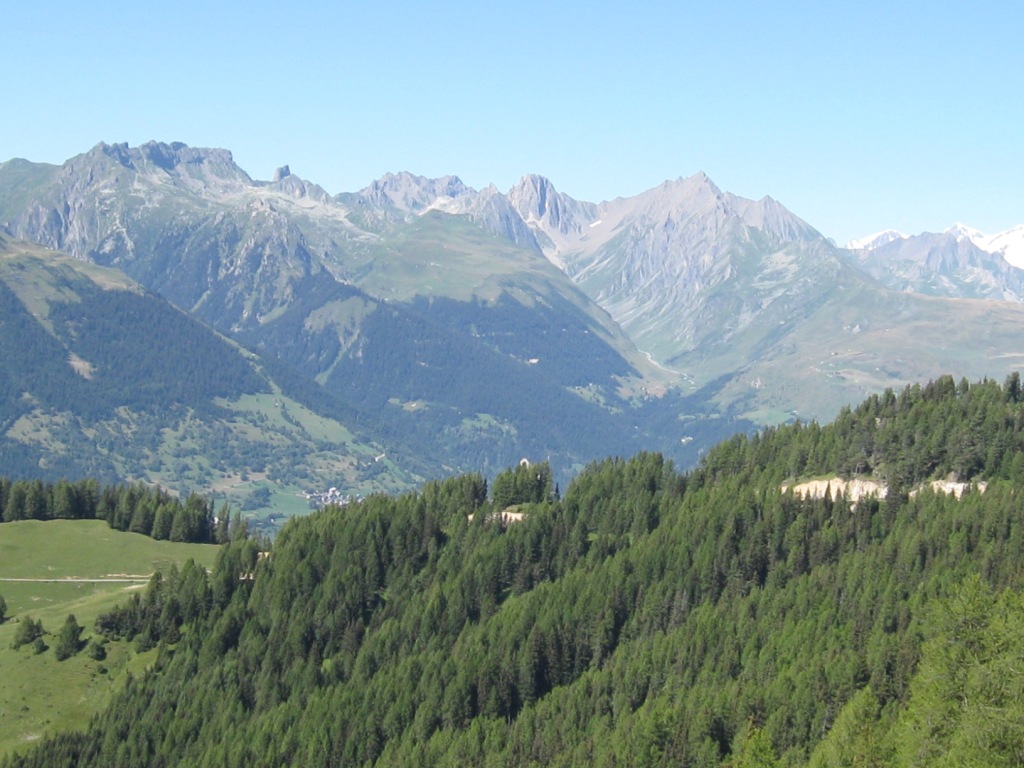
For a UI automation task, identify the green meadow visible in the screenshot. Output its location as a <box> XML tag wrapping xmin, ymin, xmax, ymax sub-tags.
<box><xmin>0</xmin><ymin>520</ymin><xmax>218</xmax><ymax>757</ymax></box>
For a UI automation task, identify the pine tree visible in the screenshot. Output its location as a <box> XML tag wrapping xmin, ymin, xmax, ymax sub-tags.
<box><xmin>54</xmin><ymin>614</ymin><xmax>84</xmax><ymax>661</ymax></box>
<box><xmin>11</xmin><ymin>616</ymin><xmax>44</xmax><ymax>649</ymax></box>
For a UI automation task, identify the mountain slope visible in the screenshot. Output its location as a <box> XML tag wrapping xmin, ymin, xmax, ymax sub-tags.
<box><xmin>507</xmin><ymin>172</ymin><xmax>825</xmax><ymax>360</ymax></box>
<box><xmin>0</xmin><ymin>234</ymin><xmax>416</xmax><ymax>515</ymax></box>
<box><xmin>9</xmin><ymin>376</ymin><xmax>1024</xmax><ymax>767</ymax></box>
<box><xmin>0</xmin><ymin>144</ymin><xmax>712</xmax><ymax>486</ymax></box>
<box><xmin>505</xmin><ymin>175</ymin><xmax>1024</xmax><ymax>422</ymax></box>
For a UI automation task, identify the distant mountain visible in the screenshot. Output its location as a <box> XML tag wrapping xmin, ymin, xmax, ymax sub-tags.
<box><xmin>4</xmin><ymin>140</ymin><xmax>1024</xmax><ymax>477</ymax></box>
<box><xmin>0</xmin><ymin>144</ymin><xmax>731</xmax><ymax>500</ymax></box>
<box><xmin>0</xmin><ymin>234</ymin><xmax>415</xmax><ymax>519</ymax></box>
<box><xmin>845</xmin><ymin>230</ymin><xmax>906</xmax><ymax>250</ymax></box>
<box><xmin>847</xmin><ymin>229</ymin><xmax>1024</xmax><ymax>301</ymax></box>
<box><xmin>940</xmin><ymin>223</ymin><xmax>1024</xmax><ymax>270</ymax></box>
<box><xmin>980</xmin><ymin>225</ymin><xmax>1024</xmax><ymax>269</ymax></box>
<box><xmin>506</xmin><ymin>175</ymin><xmax>1024</xmax><ymax>422</ymax></box>
<box><xmin>850</xmin><ymin>223</ymin><xmax>1024</xmax><ymax>271</ymax></box>
<box><xmin>507</xmin><ymin>171</ymin><xmax>827</xmax><ymax>363</ymax></box>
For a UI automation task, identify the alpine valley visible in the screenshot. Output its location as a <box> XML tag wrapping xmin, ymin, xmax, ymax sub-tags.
<box><xmin>1</xmin><ymin>141</ymin><xmax>1023</xmax><ymax>518</ymax></box>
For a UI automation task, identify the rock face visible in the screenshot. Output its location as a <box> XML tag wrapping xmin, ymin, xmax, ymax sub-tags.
<box><xmin>506</xmin><ymin>171</ymin><xmax>836</xmax><ymax>367</ymax></box>
<box><xmin>782</xmin><ymin>475</ymin><xmax>988</xmax><ymax>507</ymax></box>
<box><xmin>0</xmin><ymin>142</ymin><xmax>329</xmax><ymax>331</ymax></box>
<box><xmin>506</xmin><ymin>174</ymin><xmax>597</xmax><ymax>260</ymax></box>
<box><xmin>353</xmin><ymin>171</ymin><xmax>469</xmax><ymax>215</ymax></box>
<box><xmin>783</xmin><ymin>477</ymin><xmax>888</xmax><ymax>504</ymax></box>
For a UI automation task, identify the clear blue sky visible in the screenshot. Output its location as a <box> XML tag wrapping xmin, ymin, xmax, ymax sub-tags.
<box><xmin>3</xmin><ymin>0</ymin><xmax>1021</xmax><ymax>244</ymax></box>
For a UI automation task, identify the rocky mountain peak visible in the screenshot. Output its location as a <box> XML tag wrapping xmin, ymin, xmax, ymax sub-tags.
<box><xmin>676</xmin><ymin>171</ymin><xmax>719</xmax><ymax>194</ymax></box>
<box><xmin>92</xmin><ymin>141</ymin><xmax>243</xmax><ymax>176</ymax></box>
<box><xmin>266</xmin><ymin>166</ymin><xmax>331</xmax><ymax>204</ymax></box>
<box><xmin>509</xmin><ymin>174</ymin><xmax>569</xmax><ymax>227</ymax></box>
<box><xmin>358</xmin><ymin>172</ymin><xmax>470</xmax><ymax>214</ymax></box>
<box><xmin>730</xmin><ymin>194</ymin><xmax>823</xmax><ymax>243</ymax></box>
<box><xmin>617</xmin><ymin>172</ymin><xmax>727</xmax><ymax>224</ymax></box>
<box><xmin>507</xmin><ymin>175</ymin><xmax>598</xmax><ymax>257</ymax></box>
<box><xmin>507</xmin><ymin>174</ymin><xmax>557</xmax><ymax>215</ymax></box>
<box><xmin>851</xmin><ymin>229</ymin><xmax>1024</xmax><ymax>301</ymax></box>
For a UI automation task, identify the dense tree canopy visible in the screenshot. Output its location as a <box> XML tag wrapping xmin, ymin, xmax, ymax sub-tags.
<box><xmin>7</xmin><ymin>376</ymin><xmax>1024</xmax><ymax>767</ymax></box>
<box><xmin>0</xmin><ymin>477</ymin><xmax>223</xmax><ymax>544</ymax></box>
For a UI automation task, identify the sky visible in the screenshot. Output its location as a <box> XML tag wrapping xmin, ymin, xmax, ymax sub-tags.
<box><xmin>2</xmin><ymin>0</ymin><xmax>1021</xmax><ymax>245</ymax></box>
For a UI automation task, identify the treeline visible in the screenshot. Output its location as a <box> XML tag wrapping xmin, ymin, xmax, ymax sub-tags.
<box><xmin>8</xmin><ymin>376</ymin><xmax>1024</xmax><ymax>767</ymax></box>
<box><xmin>0</xmin><ymin>477</ymin><xmax>227</xmax><ymax>544</ymax></box>
<box><xmin>93</xmin><ymin>535</ymin><xmax>261</xmax><ymax>653</ymax></box>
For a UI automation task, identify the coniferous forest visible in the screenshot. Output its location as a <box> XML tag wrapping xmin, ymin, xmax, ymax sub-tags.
<box><xmin>6</xmin><ymin>375</ymin><xmax>1024</xmax><ymax>766</ymax></box>
<box><xmin>0</xmin><ymin>478</ymin><xmax>226</xmax><ymax>544</ymax></box>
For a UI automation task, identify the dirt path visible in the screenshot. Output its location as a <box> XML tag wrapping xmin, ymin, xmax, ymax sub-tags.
<box><xmin>0</xmin><ymin>577</ymin><xmax>151</xmax><ymax>583</ymax></box>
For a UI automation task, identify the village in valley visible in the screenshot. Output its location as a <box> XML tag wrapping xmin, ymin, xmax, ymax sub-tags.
<box><xmin>302</xmin><ymin>486</ymin><xmax>360</xmax><ymax>509</ymax></box>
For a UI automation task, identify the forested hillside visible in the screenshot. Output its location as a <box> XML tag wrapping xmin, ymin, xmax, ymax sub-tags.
<box><xmin>7</xmin><ymin>375</ymin><xmax>1024</xmax><ymax>767</ymax></box>
<box><xmin>0</xmin><ymin>238</ymin><xmax>422</xmax><ymax>507</ymax></box>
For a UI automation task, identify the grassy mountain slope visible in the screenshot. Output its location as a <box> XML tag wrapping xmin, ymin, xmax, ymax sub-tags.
<box><xmin>0</xmin><ymin>519</ymin><xmax>218</xmax><ymax>756</ymax></box>
<box><xmin>678</xmin><ymin>260</ymin><xmax>1024</xmax><ymax>423</ymax></box>
<box><xmin>8</xmin><ymin>376</ymin><xmax>1024</xmax><ymax>767</ymax></box>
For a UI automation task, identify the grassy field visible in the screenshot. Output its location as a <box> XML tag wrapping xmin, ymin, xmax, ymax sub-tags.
<box><xmin>0</xmin><ymin>520</ymin><xmax>219</xmax><ymax>758</ymax></box>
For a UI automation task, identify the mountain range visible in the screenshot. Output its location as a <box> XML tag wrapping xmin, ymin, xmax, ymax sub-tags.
<box><xmin>1</xmin><ymin>140</ymin><xmax>1023</xmax><ymax>515</ymax></box>
<box><xmin>846</xmin><ymin>227</ymin><xmax>1024</xmax><ymax>302</ymax></box>
<box><xmin>848</xmin><ymin>223</ymin><xmax>1024</xmax><ymax>269</ymax></box>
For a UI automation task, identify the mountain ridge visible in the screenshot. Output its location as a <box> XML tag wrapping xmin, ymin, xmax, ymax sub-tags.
<box><xmin>3</xmin><ymin>140</ymin><xmax>1024</xmax><ymax>440</ymax></box>
<box><xmin>849</xmin><ymin>222</ymin><xmax>1024</xmax><ymax>269</ymax></box>
<box><xmin>1</xmin><ymin>144</ymin><xmax>741</xmax><ymax>502</ymax></box>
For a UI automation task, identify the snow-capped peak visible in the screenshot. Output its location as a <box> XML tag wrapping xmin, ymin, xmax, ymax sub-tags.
<box><xmin>945</xmin><ymin>222</ymin><xmax>985</xmax><ymax>244</ymax></box>
<box><xmin>847</xmin><ymin>223</ymin><xmax>1024</xmax><ymax>269</ymax></box>
<box><xmin>978</xmin><ymin>225</ymin><xmax>1024</xmax><ymax>270</ymax></box>
<box><xmin>846</xmin><ymin>230</ymin><xmax>906</xmax><ymax>250</ymax></box>
<box><xmin>937</xmin><ymin>223</ymin><xmax>1024</xmax><ymax>269</ymax></box>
